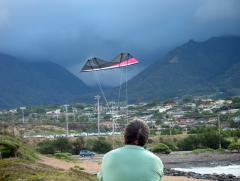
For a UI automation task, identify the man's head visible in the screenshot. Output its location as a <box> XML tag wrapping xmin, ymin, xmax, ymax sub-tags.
<box><xmin>124</xmin><ymin>120</ymin><xmax>149</xmax><ymax>146</ymax></box>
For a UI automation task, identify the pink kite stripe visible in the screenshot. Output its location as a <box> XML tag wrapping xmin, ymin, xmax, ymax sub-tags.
<box><xmin>113</xmin><ymin>58</ymin><xmax>139</xmax><ymax>67</ymax></box>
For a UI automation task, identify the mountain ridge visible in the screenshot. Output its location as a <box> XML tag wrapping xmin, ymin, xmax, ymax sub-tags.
<box><xmin>0</xmin><ymin>53</ymin><xmax>90</xmax><ymax>108</ymax></box>
<box><xmin>125</xmin><ymin>35</ymin><xmax>240</xmax><ymax>101</ymax></box>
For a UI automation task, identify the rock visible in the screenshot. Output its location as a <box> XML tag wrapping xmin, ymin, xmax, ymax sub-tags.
<box><xmin>163</xmin><ymin>168</ymin><xmax>240</xmax><ymax>181</ymax></box>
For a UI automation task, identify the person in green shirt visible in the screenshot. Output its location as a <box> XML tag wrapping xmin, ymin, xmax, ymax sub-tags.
<box><xmin>97</xmin><ymin>120</ymin><xmax>164</xmax><ymax>181</ymax></box>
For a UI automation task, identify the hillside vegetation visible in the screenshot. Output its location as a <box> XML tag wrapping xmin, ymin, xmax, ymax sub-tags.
<box><xmin>0</xmin><ymin>134</ymin><xmax>38</xmax><ymax>160</ymax></box>
<box><xmin>0</xmin><ymin>134</ymin><xmax>97</xmax><ymax>181</ymax></box>
<box><xmin>0</xmin><ymin>53</ymin><xmax>89</xmax><ymax>108</ymax></box>
<box><xmin>126</xmin><ymin>35</ymin><xmax>240</xmax><ymax>101</ymax></box>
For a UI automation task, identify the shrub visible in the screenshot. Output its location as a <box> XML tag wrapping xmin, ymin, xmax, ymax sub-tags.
<box><xmin>161</xmin><ymin>141</ymin><xmax>178</xmax><ymax>151</ymax></box>
<box><xmin>161</xmin><ymin>128</ymin><xmax>182</xmax><ymax>135</ymax></box>
<box><xmin>54</xmin><ymin>152</ymin><xmax>73</xmax><ymax>161</ymax></box>
<box><xmin>85</xmin><ymin>139</ymin><xmax>95</xmax><ymax>151</ymax></box>
<box><xmin>0</xmin><ymin>139</ymin><xmax>19</xmax><ymax>158</ymax></box>
<box><xmin>37</xmin><ymin>137</ymin><xmax>72</xmax><ymax>154</ymax></box>
<box><xmin>0</xmin><ymin>135</ymin><xmax>38</xmax><ymax>160</ymax></box>
<box><xmin>228</xmin><ymin>142</ymin><xmax>240</xmax><ymax>152</ymax></box>
<box><xmin>177</xmin><ymin>132</ymin><xmax>230</xmax><ymax>151</ymax></box>
<box><xmin>192</xmin><ymin>148</ymin><xmax>214</xmax><ymax>154</ymax></box>
<box><xmin>177</xmin><ymin>135</ymin><xmax>202</xmax><ymax>151</ymax></box>
<box><xmin>73</xmin><ymin>137</ymin><xmax>85</xmax><ymax>154</ymax></box>
<box><xmin>54</xmin><ymin>137</ymin><xmax>72</xmax><ymax>153</ymax></box>
<box><xmin>215</xmin><ymin>148</ymin><xmax>225</xmax><ymax>153</ymax></box>
<box><xmin>92</xmin><ymin>137</ymin><xmax>112</xmax><ymax>154</ymax></box>
<box><xmin>147</xmin><ymin>138</ymin><xmax>154</xmax><ymax>144</ymax></box>
<box><xmin>201</xmin><ymin>132</ymin><xmax>230</xmax><ymax>149</ymax></box>
<box><xmin>37</xmin><ymin>139</ymin><xmax>56</xmax><ymax>154</ymax></box>
<box><xmin>151</xmin><ymin>143</ymin><xmax>171</xmax><ymax>154</ymax></box>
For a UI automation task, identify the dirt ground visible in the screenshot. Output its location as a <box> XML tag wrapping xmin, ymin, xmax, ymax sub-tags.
<box><xmin>39</xmin><ymin>155</ymin><xmax>211</xmax><ymax>181</ymax></box>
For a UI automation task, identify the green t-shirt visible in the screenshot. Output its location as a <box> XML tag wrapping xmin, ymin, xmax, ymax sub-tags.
<box><xmin>97</xmin><ymin>145</ymin><xmax>164</xmax><ymax>181</ymax></box>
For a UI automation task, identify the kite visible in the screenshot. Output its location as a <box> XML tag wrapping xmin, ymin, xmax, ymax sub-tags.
<box><xmin>80</xmin><ymin>53</ymin><xmax>139</xmax><ymax>132</ymax></box>
<box><xmin>81</xmin><ymin>53</ymin><xmax>139</xmax><ymax>72</ymax></box>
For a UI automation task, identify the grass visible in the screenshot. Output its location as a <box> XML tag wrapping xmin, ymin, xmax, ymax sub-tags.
<box><xmin>54</xmin><ymin>152</ymin><xmax>74</xmax><ymax>161</ymax></box>
<box><xmin>0</xmin><ymin>158</ymin><xmax>96</xmax><ymax>181</ymax></box>
<box><xmin>192</xmin><ymin>148</ymin><xmax>227</xmax><ymax>154</ymax></box>
<box><xmin>71</xmin><ymin>167</ymin><xmax>98</xmax><ymax>181</ymax></box>
<box><xmin>0</xmin><ymin>134</ymin><xmax>38</xmax><ymax>160</ymax></box>
<box><xmin>192</xmin><ymin>148</ymin><xmax>214</xmax><ymax>154</ymax></box>
<box><xmin>192</xmin><ymin>148</ymin><xmax>226</xmax><ymax>154</ymax></box>
<box><xmin>0</xmin><ymin>134</ymin><xmax>97</xmax><ymax>181</ymax></box>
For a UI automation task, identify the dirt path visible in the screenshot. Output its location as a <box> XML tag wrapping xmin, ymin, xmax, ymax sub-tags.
<box><xmin>39</xmin><ymin>155</ymin><xmax>100</xmax><ymax>173</ymax></box>
<box><xmin>39</xmin><ymin>155</ymin><xmax>77</xmax><ymax>170</ymax></box>
<box><xmin>39</xmin><ymin>155</ymin><xmax>210</xmax><ymax>181</ymax></box>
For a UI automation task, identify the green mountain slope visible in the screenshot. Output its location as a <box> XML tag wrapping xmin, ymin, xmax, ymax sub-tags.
<box><xmin>0</xmin><ymin>53</ymin><xmax>90</xmax><ymax>108</ymax></box>
<box><xmin>126</xmin><ymin>35</ymin><xmax>240</xmax><ymax>101</ymax></box>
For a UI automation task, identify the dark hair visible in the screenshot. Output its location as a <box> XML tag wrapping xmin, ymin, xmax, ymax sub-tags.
<box><xmin>124</xmin><ymin>120</ymin><xmax>149</xmax><ymax>146</ymax></box>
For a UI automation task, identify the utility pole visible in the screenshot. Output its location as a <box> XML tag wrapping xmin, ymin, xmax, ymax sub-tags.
<box><xmin>64</xmin><ymin>105</ymin><xmax>69</xmax><ymax>137</ymax></box>
<box><xmin>72</xmin><ymin>107</ymin><xmax>76</xmax><ymax>122</ymax></box>
<box><xmin>218</xmin><ymin>114</ymin><xmax>221</xmax><ymax>149</ymax></box>
<box><xmin>112</xmin><ymin>118</ymin><xmax>115</xmax><ymax>135</ymax></box>
<box><xmin>112</xmin><ymin>117</ymin><xmax>115</xmax><ymax>149</ymax></box>
<box><xmin>169</xmin><ymin>120</ymin><xmax>172</xmax><ymax>136</ymax></box>
<box><xmin>20</xmin><ymin>107</ymin><xmax>26</xmax><ymax>123</ymax></box>
<box><xmin>95</xmin><ymin>95</ymin><xmax>101</xmax><ymax>136</ymax></box>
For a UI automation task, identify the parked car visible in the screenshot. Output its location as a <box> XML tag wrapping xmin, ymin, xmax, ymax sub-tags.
<box><xmin>79</xmin><ymin>150</ymin><xmax>95</xmax><ymax>157</ymax></box>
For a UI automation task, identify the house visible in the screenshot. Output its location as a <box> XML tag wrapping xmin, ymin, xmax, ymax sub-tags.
<box><xmin>159</xmin><ymin>105</ymin><xmax>172</xmax><ymax>113</ymax></box>
<box><xmin>8</xmin><ymin>109</ymin><xmax>17</xmax><ymax>114</ymax></box>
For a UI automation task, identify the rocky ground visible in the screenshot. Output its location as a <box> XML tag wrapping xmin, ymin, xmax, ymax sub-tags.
<box><xmin>159</xmin><ymin>151</ymin><xmax>240</xmax><ymax>168</ymax></box>
<box><xmin>160</xmin><ymin>152</ymin><xmax>240</xmax><ymax>181</ymax></box>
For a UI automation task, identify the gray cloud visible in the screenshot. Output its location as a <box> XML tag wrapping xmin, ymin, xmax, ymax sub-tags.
<box><xmin>0</xmin><ymin>0</ymin><xmax>240</xmax><ymax>86</ymax></box>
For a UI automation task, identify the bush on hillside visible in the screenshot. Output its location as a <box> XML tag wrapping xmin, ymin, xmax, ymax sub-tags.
<box><xmin>54</xmin><ymin>152</ymin><xmax>73</xmax><ymax>161</ymax></box>
<box><xmin>177</xmin><ymin>135</ymin><xmax>201</xmax><ymax>150</ymax></box>
<box><xmin>192</xmin><ymin>148</ymin><xmax>214</xmax><ymax>154</ymax></box>
<box><xmin>0</xmin><ymin>139</ymin><xmax>19</xmax><ymax>158</ymax></box>
<box><xmin>201</xmin><ymin>132</ymin><xmax>230</xmax><ymax>149</ymax></box>
<box><xmin>151</xmin><ymin>143</ymin><xmax>171</xmax><ymax>154</ymax></box>
<box><xmin>0</xmin><ymin>135</ymin><xmax>38</xmax><ymax>160</ymax></box>
<box><xmin>92</xmin><ymin>137</ymin><xmax>112</xmax><ymax>154</ymax></box>
<box><xmin>147</xmin><ymin>138</ymin><xmax>154</xmax><ymax>144</ymax></box>
<box><xmin>37</xmin><ymin>139</ymin><xmax>56</xmax><ymax>154</ymax></box>
<box><xmin>177</xmin><ymin>132</ymin><xmax>230</xmax><ymax>151</ymax></box>
<box><xmin>228</xmin><ymin>142</ymin><xmax>240</xmax><ymax>152</ymax></box>
<box><xmin>161</xmin><ymin>141</ymin><xmax>178</xmax><ymax>151</ymax></box>
<box><xmin>85</xmin><ymin>139</ymin><xmax>95</xmax><ymax>151</ymax></box>
<box><xmin>54</xmin><ymin>137</ymin><xmax>72</xmax><ymax>153</ymax></box>
<box><xmin>73</xmin><ymin>137</ymin><xmax>85</xmax><ymax>154</ymax></box>
<box><xmin>37</xmin><ymin>137</ymin><xmax>72</xmax><ymax>154</ymax></box>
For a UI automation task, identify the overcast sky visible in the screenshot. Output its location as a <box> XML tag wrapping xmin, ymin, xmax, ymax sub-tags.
<box><xmin>0</xmin><ymin>0</ymin><xmax>240</xmax><ymax>86</ymax></box>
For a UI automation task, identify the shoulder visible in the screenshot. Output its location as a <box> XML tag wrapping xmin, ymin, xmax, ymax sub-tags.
<box><xmin>103</xmin><ymin>147</ymin><xmax>124</xmax><ymax>160</ymax></box>
<box><xmin>144</xmin><ymin>149</ymin><xmax>163</xmax><ymax>165</ymax></box>
<box><xmin>144</xmin><ymin>150</ymin><xmax>164</xmax><ymax>175</ymax></box>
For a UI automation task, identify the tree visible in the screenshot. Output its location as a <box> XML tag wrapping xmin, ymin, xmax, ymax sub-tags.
<box><xmin>177</xmin><ymin>135</ymin><xmax>202</xmax><ymax>150</ymax></box>
<box><xmin>37</xmin><ymin>137</ymin><xmax>72</xmax><ymax>154</ymax></box>
<box><xmin>92</xmin><ymin>137</ymin><xmax>112</xmax><ymax>154</ymax></box>
<box><xmin>177</xmin><ymin>130</ymin><xmax>230</xmax><ymax>151</ymax></box>
<box><xmin>73</xmin><ymin>137</ymin><xmax>85</xmax><ymax>154</ymax></box>
<box><xmin>37</xmin><ymin>139</ymin><xmax>56</xmax><ymax>154</ymax></box>
<box><xmin>54</xmin><ymin>137</ymin><xmax>72</xmax><ymax>153</ymax></box>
